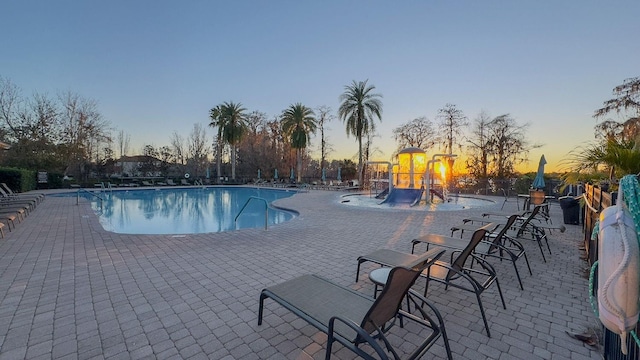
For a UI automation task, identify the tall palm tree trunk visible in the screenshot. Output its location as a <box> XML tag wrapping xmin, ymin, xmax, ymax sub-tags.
<box><xmin>358</xmin><ymin>133</ymin><xmax>364</xmax><ymax>186</ymax></box>
<box><xmin>231</xmin><ymin>145</ymin><xmax>236</xmax><ymax>179</ymax></box>
<box><xmin>296</xmin><ymin>149</ymin><xmax>302</xmax><ymax>183</ymax></box>
<box><xmin>216</xmin><ymin>136</ymin><xmax>222</xmax><ymax>184</ymax></box>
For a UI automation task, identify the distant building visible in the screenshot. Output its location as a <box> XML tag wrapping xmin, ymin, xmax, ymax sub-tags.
<box><xmin>115</xmin><ymin>155</ymin><xmax>162</xmax><ymax>177</ymax></box>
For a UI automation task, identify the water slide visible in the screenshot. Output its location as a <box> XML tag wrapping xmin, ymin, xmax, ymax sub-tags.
<box><xmin>374</xmin><ymin>187</ymin><xmax>390</xmax><ymax>199</ymax></box>
<box><xmin>380</xmin><ymin>188</ymin><xmax>424</xmax><ymax>206</ymax></box>
<box><xmin>429</xmin><ymin>188</ymin><xmax>445</xmax><ymax>201</ymax></box>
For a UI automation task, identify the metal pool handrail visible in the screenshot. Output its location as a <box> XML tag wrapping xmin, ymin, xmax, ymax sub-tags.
<box><xmin>235</xmin><ymin>196</ymin><xmax>268</xmax><ymax>230</ymax></box>
<box><xmin>77</xmin><ymin>188</ymin><xmax>105</xmax><ymax>209</ymax></box>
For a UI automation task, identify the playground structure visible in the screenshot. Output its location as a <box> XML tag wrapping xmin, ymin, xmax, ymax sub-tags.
<box><xmin>368</xmin><ymin>148</ymin><xmax>457</xmax><ymax>206</ymax></box>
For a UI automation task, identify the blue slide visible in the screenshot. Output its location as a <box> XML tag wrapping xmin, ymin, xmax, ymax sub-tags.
<box><xmin>429</xmin><ymin>188</ymin><xmax>445</xmax><ymax>201</ymax></box>
<box><xmin>380</xmin><ymin>188</ymin><xmax>423</xmax><ymax>206</ymax></box>
<box><xmin>374</xmin><ymin>187</ymin><xmax>390</xmax><ymax>199</ymax></box>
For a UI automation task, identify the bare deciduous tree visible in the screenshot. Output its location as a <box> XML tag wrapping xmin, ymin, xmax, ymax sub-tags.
<box><xmin>170</xmin><ymin>132</ymin><xmax>186</xmax><ymax>167</ymax></box>
<box><xmin>485</xmin><ymin>114</ymin><xmax>536</xmax><ymax>178</ymax></box>
<box><xmin>0</xmin><ymin>76</ymin><xmax>23</xmax><ymax>141</ymax></box>
<box><xmin>437</xmin><ymin>103</ymin><xmax>468</xmax><ymax>154</ymax></box>
<box><xmin>187</xmin><ymin>123</ymin><xmax>209</xmax><ymax>178</ymax></box>
<box><xmin>392</xmin><ymin>116</ymin><xmax>438</xmax><ymax>154</ymax></box>
<box><xmin>117</xmin><ymin>130</ymin><xmax>130</xmax><ymax>159</ymax></box>
<box><xmin>58</xmin><ymin>91</ymin><xmax>112</xmax><ymax>179</ymax></box>
<box><xmin>465</xmin><ymin>111</ymin><xmax>492</xmax><ymax>179</ymax></box>
<box><xmin>315</xmin><ymin>105</ymin><xmax>334</xmax><ymax>176</ymax></box>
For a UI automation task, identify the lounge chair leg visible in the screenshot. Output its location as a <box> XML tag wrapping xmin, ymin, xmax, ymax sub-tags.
<box><xmin>534</xmin><ymin>233</ymin><xmax>547</xmax><ymax>262</ymax></box>
<box><xmin>543</xmin><ymin>235</ymin><xmax>552</xmax><ymax>254</ymax></box>
<box><xmin>524</xmin><ymin>252</ymin><xmax>533</xmax><ymax>276</ymax></box>
<box><xmin>495</xmin><ymin>278</ymin><xmax>506</xmax><ymax>310</ymax></box>
<box><xmin>475</xmin><ymin>293</ymin><xmax>491</xmax><ymax>338</ymax></box>
<box><xmin>513</xmin><ymin>262</ymin><xmax>524</xmax><ymax>290</ymax></box>
<box><xmin>258</xmin><ymin>292</ymin><xmax>266</xmax><ymax>325</ymax></box>
<box><xmin>418</xmin><ymin>297</ymin><xmax>454</xmax><ymax>360</ymax></box>
<box><xmin>324</xmin><ymin>335</ymin><xmax>334</xmax><ymax>360</ymax></box>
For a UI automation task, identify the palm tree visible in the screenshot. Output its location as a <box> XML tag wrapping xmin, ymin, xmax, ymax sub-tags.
<box><xmin>565</xmin><ymin>137</ymin><xmax>640</xmax><ymax>177</ymax></box>
<box><xmin>214</xmin><ymin>101</ymin><xmax>247</xmax><ymax>180</ymax></box>
<box><xmin>208</xmin><ymin>105</ymin><xmax>224</xmax><ymax>183</ymax></box>
<box><xmin>564</xmin><ymin>77</ymin><xmax>640</xmax><ymax>181</ymax></box>
<box><xmin>338</xmin><ymin>80</ymin><xmax>383</xmax><ymax>186</ymax></box>
<box><xmin>281</xmin><ymin>103</ymin><xmax>317</xmax><ymax>183</ymax></box>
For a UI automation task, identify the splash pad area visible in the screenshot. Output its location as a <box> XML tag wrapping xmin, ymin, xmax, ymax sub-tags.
<box><xmin>348</xmin><ymin>147</ymin><xmax>494</xmax><ymax>211</ymax></box>
<box><xmin>340</xmin><ymin>192</ymin><xmax>494</xmax><ymax>211</ymax></box>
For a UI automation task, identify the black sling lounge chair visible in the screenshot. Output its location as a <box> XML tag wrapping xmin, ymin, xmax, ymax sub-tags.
<box><xmin>357</xmin><ymin>225</ymin><xmax>506</xmax><ymax>338</ymax></box>
<box><xmin>453</xmin><ymin>205</ymin><xmax>557</xmax><ymax>262</ymax></box>
<box><xmin>412</xmin><ymin>214</ymin><xmax>532</xmax><ymax>290</ymax></box>
<box><xmin>258</xmin><ymin>247</ymin><xmax>452</xmax><ymax>360</ymax></box>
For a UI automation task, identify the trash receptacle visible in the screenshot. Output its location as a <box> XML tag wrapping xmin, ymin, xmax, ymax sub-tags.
<box><xmin>559</xmin><ymin>196</ymin><xmax>580</xmax><ymax>225</ymax></box>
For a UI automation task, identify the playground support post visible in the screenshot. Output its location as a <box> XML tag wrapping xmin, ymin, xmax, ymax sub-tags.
<box><xmin>426</xmin><ymin>154</ymin><xmax>458</xmax><ymax>203</ymax></box>
<box><xmin>366</xmin><ymin>161</ymin><xmax>394</xmax><ymax>191</ymax></box>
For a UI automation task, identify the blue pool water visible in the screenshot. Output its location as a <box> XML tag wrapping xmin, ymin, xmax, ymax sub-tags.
<box><xmin>56</xmin><ymin>187</ymin><xmax>297</xmax><ymax>234</ymax></box>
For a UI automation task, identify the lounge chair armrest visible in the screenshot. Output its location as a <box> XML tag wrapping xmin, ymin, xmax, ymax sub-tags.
<box><xmin>431</xmin><ymin>261</ymin><xmax>484</xmax><ymax>292</ymax></box>
<box><xmin>467</xmin><ymin>253</ymin><xmax>498</xmax><ymax>276</ymax></box>
<box><xmin>327</xmin><ymin>316</ymin><xmax>387</xmax><ymax>360</ymax></box>
<box><xmin>405</xmin><ymin>290</ymin><xmax>453</xmax><ymax>360</ymax></box>
<box><xmin>500</xmin><ymin>236</ymin><xmax>526</xmax><ymax>251</ymax></box>
<box><xmin>406</xmin><ymin>289</ymin><xmax>445</xmax><ymax>326</ymax></box>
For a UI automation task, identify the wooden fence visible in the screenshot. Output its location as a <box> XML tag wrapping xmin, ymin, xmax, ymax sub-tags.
<box><xmin>583</xmin><ymin>184</ymin><xmax>639</xmax><ymax>359</ymax></box>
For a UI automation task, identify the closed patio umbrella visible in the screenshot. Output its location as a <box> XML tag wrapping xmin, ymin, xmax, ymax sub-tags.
<box><xmin>274</xmin><ymin>168</ymin><xmax>278</xmax><ymax>179</ymax></box>
<box><xmin>257</xmin><ymin>169</ymin><xmax>261</xmax><ymax>179</ymax></box>
<box><xmin>290</xmin><ymin>168</ymin><xmax>294</xmax><ymax>180</ymax></box>
<box><xmin>321</xmin><ymin>168</ymin><xmax>326</xmax><ymax>182</ymax></box>
<box><xmin>532</xmin><ymin>155</ymin><xmax>546</xmax><ymax>190</ymax></box>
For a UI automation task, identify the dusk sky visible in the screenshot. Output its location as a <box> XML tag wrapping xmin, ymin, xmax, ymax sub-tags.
<box><xmin>2</xmin><ymin>1</ymin><xmax>638</xmax><ymax>173</ymax></box>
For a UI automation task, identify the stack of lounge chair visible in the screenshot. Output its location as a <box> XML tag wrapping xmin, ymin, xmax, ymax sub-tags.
<box><xmin>0</xmin><ymin>183</ymin><xmax>44</xmax><ymax>237</ymax></box>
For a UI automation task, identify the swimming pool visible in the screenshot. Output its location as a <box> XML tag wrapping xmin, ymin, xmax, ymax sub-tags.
<box><xmin>57</xmin><ymin>187</ymin><xmax>297</xmax><ymax>234</ymax></box>
<box><xmin>340</xmin><ymin>193</ymin><xmax>494</xmax><ymax>211</ymax></box>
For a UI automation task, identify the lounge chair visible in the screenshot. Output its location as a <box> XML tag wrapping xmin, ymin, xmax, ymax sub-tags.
<box><xmin>357</xmin><ymin>225</ymin><xmax>506</xmax><ymax>337</ymax></box>
<box><xmin>483</xmin><ymin>202</ymin><xmax>552</xmax><ymax>224</ymax></box>
<box><xmin>0</xmin><ymin>205</ymin><xmax>28</xmax><ymax>220</ymax></box>
<box><xmin>166</xmin><ymin>179</ymin><xmax>177</xmax><ymax>186</ymax></box>
<box><xmin>454</xmin><ymin>205</ymin><xmax>558</xmax><ymax>262</ymax></box>
<box><xmin>412</xmin><ymin>214</ymin><xmax>532</xmax><ymax>290</ymax></box>
<box><xmin>1</xmin><ymin>183</ymin><xmax>44</xmax><ymax>204</ymax></box>
<box><xmin>0</xmin><ymin>212</ymin><xmax>19</xmax><ymax>230</ymax></box>
<box><xmin>259</xmin><ymin>247</ymin><xmax>453</xmax><ymax>360</ymax></box>
<box><xmin>0</xmin><ymin>193</ymin><xmax>37</xmax><ymax>212</ymax></box>
<box><xmin>141</xmin><ymin>180</ymin><xmax>153</xmax><ymax>186</ymax></box>
<box><xmin>180</xmin><ymin>179</ymin><xmax>190</xmax><ymax>186</ymax></box>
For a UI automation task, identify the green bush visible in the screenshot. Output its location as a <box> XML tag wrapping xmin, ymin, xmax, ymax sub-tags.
<box><xmin>0</xmin><ymin>167</ymin><xmax>37</xmax><ymax>192</ymax></box>
<box><xmin>514</xmin><ymin>173</ymin><xmax>535</xmax><ymax>194</ymax></box>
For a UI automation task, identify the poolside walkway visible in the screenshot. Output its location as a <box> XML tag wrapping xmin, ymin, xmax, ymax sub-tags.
<box><xmin>0</xmin><ymin>189</ymin><xmax>602</xmax><ymax>359</ymax></box>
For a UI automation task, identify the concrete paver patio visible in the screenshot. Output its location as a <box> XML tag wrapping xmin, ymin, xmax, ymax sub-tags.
<box><xmin>0</xmin><ymin>188</ymin><xmax>602</xmax><ymax>359</ymax></box>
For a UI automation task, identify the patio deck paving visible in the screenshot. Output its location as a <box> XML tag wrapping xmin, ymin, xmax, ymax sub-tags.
<box><xmin>0</xmin><ymin>188</ymin><xmax>602</xmax><ymax>359</ymax></box>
